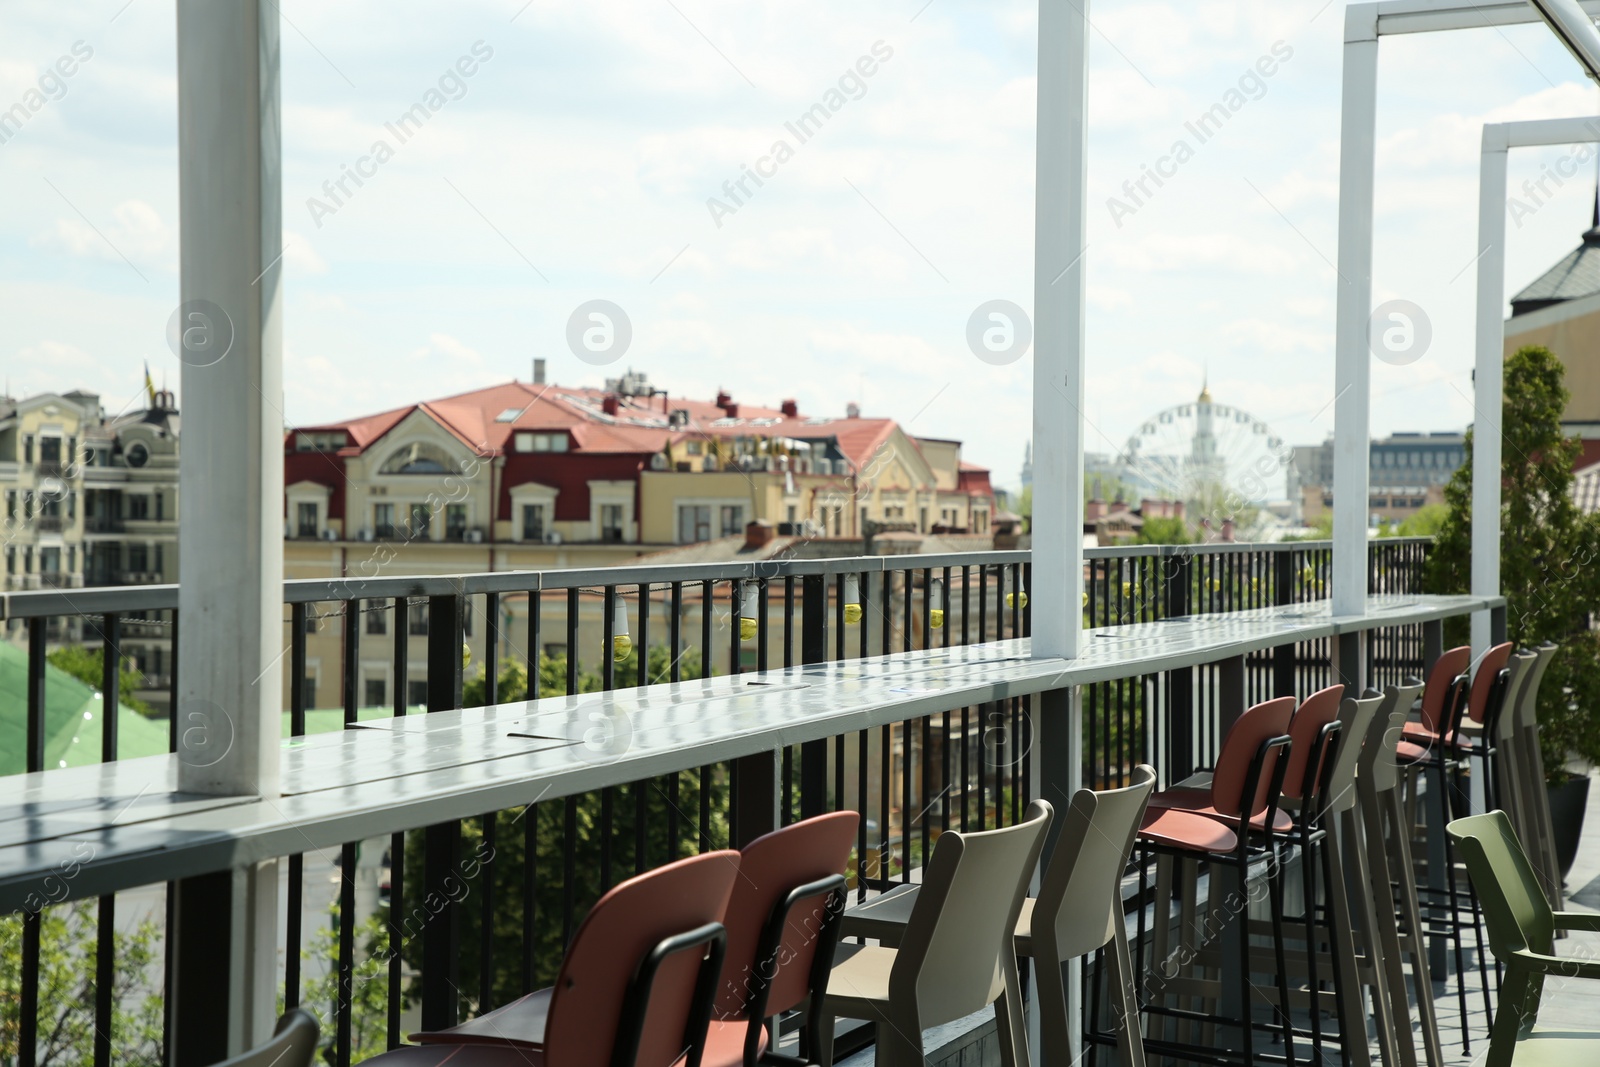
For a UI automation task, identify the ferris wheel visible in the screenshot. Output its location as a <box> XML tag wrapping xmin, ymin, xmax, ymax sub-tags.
<box><xmin>1115</xmin><ymin>391</ymin><xmax>1288</xmax><ymax>514</ymax></box>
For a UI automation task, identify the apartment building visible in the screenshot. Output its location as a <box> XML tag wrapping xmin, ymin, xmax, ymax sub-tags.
<box><xmin>0</xmin><ymin>388</ymin><xmax>180</xmax><ymax>703</ymax></box>
<box><xmin>283</xmin><ymin>369</ymin><xmax>998</xmax><ymax>710</ymax></box>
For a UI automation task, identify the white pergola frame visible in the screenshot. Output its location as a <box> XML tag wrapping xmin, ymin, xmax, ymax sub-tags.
<box><xmin>1334</xmin><ymin>0</ymin><xmax>1600</xmax><ymax>667</ymax></box>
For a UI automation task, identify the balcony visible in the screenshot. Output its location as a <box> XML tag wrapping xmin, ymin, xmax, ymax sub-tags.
<box><xmin>37</xmin><ymin>572</ymin><xmax>82</xmax><ymax>589</ymax></box>
<box><xmin>444</xmin><ymin>524</ymin><xmax>486</xmax><ymax>543</ymax></box>
<box><xmin>33</xmin><ymin>514</ymin><xmax>64</xmax><ymax>533</ymax></box>
<box><xmin>84</xmin><ymin>515</ymin><xmax>126</xmax><ymax>533</ymax></box>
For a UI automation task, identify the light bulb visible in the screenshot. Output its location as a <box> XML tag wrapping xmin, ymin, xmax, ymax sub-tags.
<box><xmin>1006</xmin><ymin>591</ymin><xmax>1028</xmax><ymax>610</ymax></box>
<box><xmin>843</xmin><ymin>574</ymin><xmax>862</xmax><ymax>626</ymax></box>
<box><xmin>608</xmin><ymin>595</ymin><xmax>631</xmax><ymax>663</ymax></box>
<box><xmin>928</xmin><ymin>578</ymin><xmax>945</xmax><ymax>629</ymax></box>
<box><xmin>738</xmin><ymin>583</ymin><xmax>759</xmax><ymax>642</ymax></box>
<box><xmin>461</xmin><ymin>642</ymin><xmax>471</xmax><ymax>668</ymax></box>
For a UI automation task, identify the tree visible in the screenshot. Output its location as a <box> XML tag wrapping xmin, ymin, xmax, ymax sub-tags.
<box><xmin>282</xmin><ymin>906</ymin><xmax>392</xmax><ymax>1066</ymax></box>
<box><xmin>45</xmin><ymin>646</ymin><xmax>153</xmax><ymax>716</ymax></box>
<box><xmin>1136</xmin><ymin>516</ymin><xmax>1193</xmax><ymax>545</ymax></box>
<box><xmin>408</xmin><ymin>643</ymin><xmax>724</xmax><ymax>1019</ymax></box>
<box><xmin>0</xmin><ymin>902</ymin><xmax>164</xmax><ymax>1067</ymax></box>
<box><xmin>1398</xmin><ymin>503</ymin><xmax>1449</xmax><ymax>538</ymax></box>
<box><xmin>1424</xmin><ymin>344</ymin><xmax>1600</xmax><ymax>781</ymax></box>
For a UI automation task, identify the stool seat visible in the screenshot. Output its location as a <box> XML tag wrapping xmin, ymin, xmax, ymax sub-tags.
<box><xmin>1147</xmin><ymin>787</ymin><xmax>1294</xmax><ymax>834</ymax></box>
<box><xmin>1138</xmin><ymin>806</ymin><xmax>1239</xmax><ymax>853</ymax></box>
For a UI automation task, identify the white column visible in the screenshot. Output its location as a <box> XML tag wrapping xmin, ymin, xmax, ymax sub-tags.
<box><xmin>1332</xmin><ymin>8</ymin><xmax>1380</xmax><ymax>652</ymax></box>
<box><xmin>1472</xmin><ymin>128</ymin><xmax>1509</xmax><ymax>656</ymax></box>
<box><xmin>1031</xmin><ymin>0</ymin><xmax>1087</xmax><ymax>663</ymax></box>
<box><xmin>175</xmin><ymin>0</ymin><xmax>282</xmax><ymax>1050</ymax></box>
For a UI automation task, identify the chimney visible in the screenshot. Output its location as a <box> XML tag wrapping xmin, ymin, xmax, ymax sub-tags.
<box><xmin>723</xmin><ymin>402</ymin><xmax>739</xmax><ymax>418</ymax></box>
<box><xmin>533</xmin><ymin>358</ymin><xmax>546</xmax><ymax>385</ymax></box>
<box><xmin>1221</xmin><ymin>518</ymin><xmax>1236</xmax><ymax>542</ymax></box>
<box><xmin>1084</xmin><ymin>500</ymin><xmax>1106</xmax><ymax>521</ymax></box>
<box><xmin>716</xmin><ymin>389</ymin><xmax>732</xmax><ymax>409</ymax></box>
<box><xmin>743</xmin><ymin>520</ymin><xmax>775</xmax><ymax>551</ymax></box>
<box><xmin>846</xmin><ymin>402</ymin><xmax>860</xmax><ymax>418</ymax></box>
<box><xmin>780</xmin><ymin>398</ymin><xmax>799</xmax><ymax>418</ymax></box>
<box><xmin>602</xmin><ymin>395</ymin><xmax>619</xmax><ymax>416</ymax></box>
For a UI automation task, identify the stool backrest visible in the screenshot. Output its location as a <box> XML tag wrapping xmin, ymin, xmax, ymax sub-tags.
<box><xmin>1495</xmin><ymin>652</ymin><xmax>1536</xmax><ymax>745</ymax></box>
<box><xmin>716</xmin><ymin>810</ymin><xmax>857</xmax><ymax>1020</ymax></box>
<box><xmin>1467</xmin><ymin>642</ymin><xmax>1515</xmax><ymax>725</ymax></box>
<box><xmin>1210</xmin><ymin>696</ymin><xmax>1296</xmax><ymax>820</ymax></box>
<box><xmin>545</xmin><ymin>850</ymin><xmax>740</xmax><ymax>1067</ymax></box>
<box><xmin>1035</xmin><ymin>765</ymin><xmax>1156</xmax><ymax>961</ymax></box>
<box><xmin>1446</xmin><ymin>810</ymin><xmax>1555</xmax><ymax>960</ymax></box>
<box><xmin>1282</xmin><ymin>684</ymin><xmax>1344</xmax><ymax>801</ymax></box>
<box><xmin>1513</xmin><ymin>642</ymin><xmax>1559</xmax><ymax>733</ymax></box>
<box><xmin>211</xmin><ymin>1011</ymin><xmax>319</xmax><ymax>1067</ymax></box>
<box><xmin>1420</xmin><ymin>645</ymin><xmax>1471</xmax><ymax>731</ymax></box>
<box><xmin>892</xmin><ymin>800</ymin><xmax>1053</xmax><ymax>1028</ymax></box>
<box><xmin>1359</xmin><ymin>682</ymin><xmax>1424</xmax><ymax>795</ymax></box>
<box><xmin>1319</xmin><ymin>693</ymin><xmax>1384</xmax><ymax>814</ymax></box>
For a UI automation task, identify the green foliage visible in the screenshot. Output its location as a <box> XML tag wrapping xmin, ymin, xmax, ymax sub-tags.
<box><xmin>281</xmin><ymin>906</ymin><xmax>391</xmax><ymax>1065</ymax></box>
<box><xmin>1282</xmin><ymin>513</ymin><xmax>1334</xmax><ymax>542</ymax></box>
<box><xmin>1136</xmin><ymin>516</ymin><xmax>1193</xmax><ymax>545</ymax></box>
<box><xmin>45</xmin><ymin>645</ymin><xmax>153</xmax><ymax>716</ymax></box>
<box><xmin>0</xmin><ymin>901</ymin><xmax>164</xmax><ymax>1067</ymax></box>
<box><xmin>413</xmin><ymin>642</ymin><xmax>724</xmax><ymax>1019</ymax></box>
<box><xmin>1398</xmin><ymin>503</ymin><xmax>1449</xmax><ymax>538</ymax></box>
<box><xmin>1424</xmin><ymin>345</ymin><xmax>1600</xmax><ymax>782</ymax></box>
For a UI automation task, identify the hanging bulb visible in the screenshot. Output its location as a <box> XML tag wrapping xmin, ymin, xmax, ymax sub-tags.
<box><xmin>610</xmin><ymin>596</ymin><xmax>632</xmax><ymax>664</ymax></box>
<box><xmin>462</xmin><ymin>642</ymin><xmax>472</xmax><ymax>669</ymax></box>
<box><xmin>739</xmin><ymin>583</ymin><xmax>759</xmax><ymax>642</ymax></box>
<box><xmin>929</xmin><ymin>578</ymin><xmax>945</xmax><ymax>629</ymax></box>
<box><xmin>843</xmin><ymin>573</ymin><xmax>862</xmax><ymax>626</ymax></box>
<box><xmin>1005</xmin><ymin>569</ymin><xmax>1027</xmax><ymax>610</ymax></box>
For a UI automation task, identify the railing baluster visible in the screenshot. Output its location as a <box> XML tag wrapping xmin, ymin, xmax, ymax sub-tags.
<box><xmin>343</xmin><ymin>598</ymin><xmax>358</xmax><ymax>727</ymax></box>
<box><xmin>528</xmin><ymin>591</ymin><xmax>541</xmax><ymax>699</ymax></box>
<box><xmin>479</xmin><ymin>812</ymin><xmax>497</xmax><ymax>1013</ymax></box>
<box><xmin>565</xmin><ymin>589</ymin><xmax>579</xmax><ymax>694</ymax></box>
<box><xmin>636</xmin><ymin>584</ymin><xmax>650</xmax><ymax>687</ymax></box>
<box><xmin>521</xmin><ymin>808</ymin><xmax>537</xmax><ymax>994</ymax></box>
<box><xmin>337</xmin><ymin>840</ymin><xmax>356</xmax><ymax>1067</ymax></box>
<box><xmin>669</xmin><ymin>581</ymin><xmax>683</xmax><ymax>683</ymax></box>
<box><xmin>485</xmin><ymin>592</ymin><xmax>500</xmax><ymax>705</ymax></box>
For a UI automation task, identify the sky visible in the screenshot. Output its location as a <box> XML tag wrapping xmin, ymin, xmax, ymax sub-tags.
<box><xmin>3</xmin><ymin>0</ymin><xmax>1600</xmax><ymax>495</ymax></box>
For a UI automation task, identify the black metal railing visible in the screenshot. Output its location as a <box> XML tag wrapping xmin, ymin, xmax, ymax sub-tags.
<box><xmin>0</xmin><ymin>538</ymin><xmax>1432</xmax><ymax>1067</ymax></box>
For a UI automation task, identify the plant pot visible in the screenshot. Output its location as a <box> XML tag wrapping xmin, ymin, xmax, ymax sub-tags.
<box><xmin>1547</xmin><ymin>773</ymin><xmax>1592</xmax><ymax>882</ymax></box>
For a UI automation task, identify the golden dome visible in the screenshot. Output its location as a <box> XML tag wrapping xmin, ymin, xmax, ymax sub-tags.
<box><xmin>1198</xmin><ymin>383</ymin><xmax>1213</xmax><ymax>404</ymax></box>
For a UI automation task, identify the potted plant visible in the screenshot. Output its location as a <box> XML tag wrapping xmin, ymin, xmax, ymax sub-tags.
<box><xmin>1426</xmin><ymin>345</ymin><xmax>1600</xmax><ymax>878</ymax></box>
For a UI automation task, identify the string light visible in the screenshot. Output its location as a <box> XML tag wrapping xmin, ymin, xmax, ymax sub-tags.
<box><xmin>610</xmin><ymin>596</ymin><xmax>632</xmax><ymax>664</ymax></box>
<box><xmin>739</xmin><ymin>583</ymin><xmax>759</xmax><ymax>642</ymax></box>
<box><xmin>929</xmin><ymin>577</ymin><xmax>945</xmax><ymax>629</ymax></box>
<box><xmin>843</xmin><ymin>574</ymin><xmax>862</xmax><ymax>626</ymax></box>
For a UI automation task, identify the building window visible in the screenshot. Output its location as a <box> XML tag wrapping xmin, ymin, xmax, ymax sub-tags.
<box><xmin>407</xmin><ymin>680</ymin><xmax>428</xmax><ymax>708</ymax></box>
<box><xmin>365</xmin><ymin>599</ymin><xmax>388</xmax><ymax>634</ymax></box>
<box><xmin>409</xmin><ymin>601</ymin><xmax>429</xmax><ymax>636</ymax></box>
<box><xmin>23</xmin><ymin>436</ymin><xmax>32</xmax><ymax>463</ymax></box>
<box><xmin>303</xmin><ymin>608</ymin><xmax>319</xmax><ymax>634</ymax></box>
<box><xmin>687</xmin><ymin>441</ymin><xmax>703</xmax><ymax>456</ymax></box>
<box><xmin>297</xmin><ymin>501</ymin><xmax>318</xmax><ymax>538</ymax></box>
<box><xmin>374</xmin><ymin>503</ymin><xmax>395</xmax><ymax>538</ymax></box>
<box><xmin>155</xmin><ymin>492</ymin><xmax>164</xmax><ymax>522</ymax></box>
<box><xmin>719</xmin><ymin>505</ymin><xmax>743</xmax><ymax>538</ymax></box>
<box><xmin>364</xmin><ymin>678</ymin><xmax>386</xmax><ymax>707</ymax></box>
<box><xmin>787</xmin><ymin>505</ymin><xmax>797</xmax><ymax>524</ymax></box>
<box><xmin>543</xmin><ymin>643</ymin><xmax>568</xmax><ymax>660</ymax></box>
<box><xmin>445</xmin><ymin>504</ymin><xmax>468</xmax><ymax>540</ymax></box>
<box><xmin>128</xmin><ymin>495</ymin><xmax>150</xmax><ymax>520</ymax></box>
<box><xmin>678</xmin><ymin>505</ymin><xmax>711</xmax><ymax>544</ymax></box>
<box><xmin>39</xmin><ymin>437</ymin><xmax>61</xmax><ymax>464</ymax></box>
<box><xmin>128</xmin><ymin>543</ymin><xmax>149</xmax><ymax>573</ymax></box>
<box><xmin>522</xmin><ymin>504</ymin><xmax>545</xmax><ymax>541</ymax></box>
<box><xmin>302</xmin><ymin>676</ymin><xmax>317</xmax><ymax>709</ymax></box>
<box><xmin>408</xmin><ymin>503</ymin><xmax>431</xmax><ymax>540</ymax></box>
<box><xmin>39</xmin><ymin>547</ymin><xmax>61</xmax><ymax>574</ymax></box>
<box><xmin>918</xmin><ymin>507</ymin><xmax>928</xmax><ymax>532</ymax></box>
<box><xmin>600</xmin><ymin>504</ymin><xmax>624</xmax><ymax>542</ymax></box>
<box><xmin>514</xmin><ymin>432</ymin><xmax>570</xmax><ymax>453</ymax></box>
<box><xmin>154</xmin><ymin>544</ymin><xmax>163</xmax><ymax>574</ymax></box>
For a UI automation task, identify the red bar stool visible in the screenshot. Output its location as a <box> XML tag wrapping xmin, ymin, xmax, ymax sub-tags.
<box><xmin>402</xmin><ymin>849</ymin><xmax>740</xmax><ymax>1067</ymax></box>
<box><xmin>1133</xmin><ymin>695</ymin><xmax>1296</xmax><ymax>1067</ymax></box>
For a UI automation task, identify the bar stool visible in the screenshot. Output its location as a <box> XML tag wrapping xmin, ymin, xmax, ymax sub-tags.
<box><xmin>405</xmin><ymin>850</ymin><xmax>739</xmax><ymax>1067</ymax></box>
<box><xmin>1355</xmin><ymin>682</ymin><xmax>1442</xmax><ymax>1067</ymax></box>
<box><xmin>1134</xmin><ymin>696</ymin><xmax>1296</xmax><ymax>1067</ymax></box>
<box><xmin>843</xmin><ymin>767</ymin><xmax>1158</xmax><ymax>1067</ymax></box>
<box><xmin>1508</xmin><ymin>643</ymin><xmax>1563</xmax><ymax>908</ymax></box>
<box><xmin>1401</xmin><ymin>642</ymin><xmax>1512</xmax><ymax>1051</ymax></box>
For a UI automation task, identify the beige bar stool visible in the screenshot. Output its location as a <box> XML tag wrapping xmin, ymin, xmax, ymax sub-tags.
<box><xmin>842</xmin><ymin>767</ymin><xmax>1158</xmax><ymax>1067</ymax></box>
<box><xmin>820</xmin><ymin>800</ymin><xmax>1053</xmax><ymax>1067</ymax></box>
<box><xmin>1358</xmin><ymin>682</ymin><xmax>1441</xmax><ymax>1067</ymax></box>
<box><xmin>1509</xmin><ymin>643</ymin><xmax>1563</xmax><ymax>910</ymax></box>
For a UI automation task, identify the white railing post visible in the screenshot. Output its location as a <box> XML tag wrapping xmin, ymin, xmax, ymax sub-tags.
<box><xmin>1331</xmin><ymin>6</ymin><xmax>1380</xmax><ymax>692</ymax></box>
<box><xmin>1473</xmin><ymin>126</ymin><xmax>1510</xmax><ymax>657</ymax></box>
<box><xmin>172</xmin><ymin>0</ymin><xmax>283</xmax><ymax>1058</ymax></box>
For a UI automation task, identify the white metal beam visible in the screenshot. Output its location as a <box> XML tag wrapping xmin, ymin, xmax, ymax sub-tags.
<box><xmin>1370</xmin><ymin>0</ymin><xmax>1600</xmax><ymax>36</ymax></box>
<box><xmin>1031</xmin><ymin>0</ymin><xmax>1088</xmax><ymax>666</ymax></box>
<box><xmin>174</xmin><ymin>0</ymin><xmax>283</xmax><ymax>1052</ymax></box>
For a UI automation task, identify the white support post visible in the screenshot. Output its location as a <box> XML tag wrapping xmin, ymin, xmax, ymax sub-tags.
<box><xmin>1032</xmin><ymin>1</ymin><xmax>1089</xmax><ymax>1060</ymax></box>
<box><xmin>1031</xmin><ymin>0</ymin><xmax>1087</xmax><ymax>664</ymax></box>
<box><xmin>1331</xmin><ymin>7</ymin><xmax>1380</xmax><ymax>687</ymax></box>
<box><xmin>1473</xmin><ymin>127</ymin><xmax>1510</xmax><ymax>657</ymax></box>
<box><xmin>173</xmin><ymin>0</ymin><xmax>283</xmax><ymax>1055</ymax></box>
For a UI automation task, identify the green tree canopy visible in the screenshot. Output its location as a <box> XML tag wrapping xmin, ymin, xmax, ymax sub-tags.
<box><xmin>1424</xmin><ymin>344</ymin><xmax>1600</xmax><ymax>781</ymax></box>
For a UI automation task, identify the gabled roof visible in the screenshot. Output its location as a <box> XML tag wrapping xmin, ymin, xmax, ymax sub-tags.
<box><xmin>1511</xmin><ymin>201</ymin><xmax>1600</xmax><ymax>315</ymax></box>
